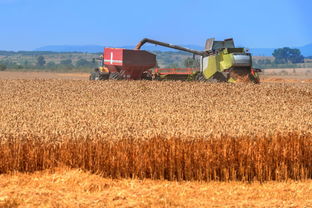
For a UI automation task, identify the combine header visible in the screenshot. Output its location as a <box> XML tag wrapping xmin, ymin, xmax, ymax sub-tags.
<box><xmin>90</xmin><ymin>38</ymin><xmax>260</xmax><ymax>83</ymax></box>
<box><xmin>154</xmin><ymin>68</ymin><xmax>198</xmax><ymax>80</ymax></box>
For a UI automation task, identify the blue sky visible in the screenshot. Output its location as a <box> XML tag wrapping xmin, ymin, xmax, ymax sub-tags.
<box><xmin>0</xmin><ymin>0</ymin><xmax>311</xmax><ymax>50</ymax></box>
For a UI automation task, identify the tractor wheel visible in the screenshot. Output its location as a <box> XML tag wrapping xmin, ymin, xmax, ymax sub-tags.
<box><xmin>99</xmin><ymin>73</ymin><xmax>109</xmax><ymax>80</ymax></box>
<box><xmin>89</xmin><ymin>71</ymin><xmax>100</xmax><ymax>80</ymax></box>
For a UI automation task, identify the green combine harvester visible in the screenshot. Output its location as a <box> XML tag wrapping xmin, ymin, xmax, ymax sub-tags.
<box><xmin>90</xmin><ymin>38</ymin><xmax>261</xmax><ymax>83</ymax></box>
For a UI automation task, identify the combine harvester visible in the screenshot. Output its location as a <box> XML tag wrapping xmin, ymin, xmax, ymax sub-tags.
<box><xmin>90</xmin><ymin>38</ymin><xmax>261</xmax><ymax>83</ymax></box>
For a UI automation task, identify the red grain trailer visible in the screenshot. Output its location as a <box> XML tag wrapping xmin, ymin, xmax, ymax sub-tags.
<box><xmin>90</xmin><ymin>48</ymin><xmax>156</xmax><ymax>80</ymax></box>
<box><xmin>104</xmin><ymin>48</ymin><xmax>156</xmax><ymax>80</ymax></box>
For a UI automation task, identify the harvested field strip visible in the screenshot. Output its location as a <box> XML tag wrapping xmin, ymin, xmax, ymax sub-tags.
<box><xmin>0</xmin><ymin>71</ymin><xmax>89</xmax><ymax>80</ymax></box>
<box><xmin>1</xmin><ymin>168</ymin><xmax>312</xmax><ymax>208</ymax></box>
<box><xmin>1</xmin><ymin>134</ymin><xmax>311</xmax><ymax>181</ymax></box>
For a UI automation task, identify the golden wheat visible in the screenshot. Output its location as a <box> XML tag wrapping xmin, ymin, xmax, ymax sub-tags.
<box><xmin>0</xmin><ymin>80</ymin><xmax>311</xmax><ymax>181</ymax></box>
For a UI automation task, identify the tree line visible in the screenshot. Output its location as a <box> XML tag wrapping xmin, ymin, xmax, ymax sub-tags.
<box><xmin>253</xmin><ymin>47</ymin><xmax>307</xmax><ymax>69</ymax></box>
<box><xmin>36</xmin><ymin>56</ymin><xmax>97</xmax><ymax>69</ymax></box>
<box><xmin>0</xmin><ymin>55</ymin><xmax>98</xmax><ymax>71</ymax></box>
<box><xmin>0</xmin><ymin>47</ymin><xmax>309</xmax><ymax>71</ymax></box>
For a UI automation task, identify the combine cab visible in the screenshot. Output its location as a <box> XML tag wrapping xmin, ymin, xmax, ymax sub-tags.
<box><xmin>198</xmin><ymin>38</ymin><xmax>259</xmax><ymax>83</ymax></box>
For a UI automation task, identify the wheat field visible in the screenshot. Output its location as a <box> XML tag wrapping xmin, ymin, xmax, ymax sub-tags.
<box><xmin>0</xmin><ymin>80</ymin><xmax>312</xmax><ymax>182</ymax></box>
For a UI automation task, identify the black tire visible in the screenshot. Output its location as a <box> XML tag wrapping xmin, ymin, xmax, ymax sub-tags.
<box><xmin>109</xmin><ymin>72</ymin><xmax>123</xmax><ymax>80</ymax></box>
<box><xmin>211</xmin><ymin>72</ymin><xmax>227</xmax><ymax>82</ymax></box>
<box><xmin>248</xmin><ymin>73</ymin><xmax>260</xmax><ymax>84</ymax></box>
<box><xmin>154</xmin><ymin>74</ymin><xmax>161</xmax><ymax>81</ymax></box>
<box><xmin>195</xmin><ymin>72</ymin><xmax>227</xmax><ymax>83</ymax></box>
<box><xmin>99</xmin><ymin>73</ymin><xmax>109</xmax><ymax>80</ymax></box>
<box><xmin>195</xmin><ymin>72</ymin><xmax>206</xmax><ymax>82</ymax></box>
<box><xmin>141</xmin><ymin>71</ymin><xmax>153</xmax><ymax>80</ymax></box>
<box><xmin>89</xmin><ymin>71</ymin><xmax>100</xmax><ymax>80</ymax></box>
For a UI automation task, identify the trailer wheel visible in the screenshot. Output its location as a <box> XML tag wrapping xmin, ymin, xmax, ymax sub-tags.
<box><xmin>109</xmin><ymin>72</ymin><xmax>123</xmax><ymax>80</ymax></box>
<box><xmin>141</xmin><ymin>71</ymin><xmax>153</xmax><ymax>80</ymax></box>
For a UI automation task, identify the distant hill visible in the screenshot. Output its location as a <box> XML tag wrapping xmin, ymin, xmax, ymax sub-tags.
<box><xmin>35</xmin><ymin>45</ymin><xmax>104</xmax><ymax>53</ymax></box>
<box><xmin>35</xmin><ymin>43</ymin><xmax>312</xmax><ymax>57</ymax></box>
<box><xmin>35</xmin><ymin>44</ymin><xmax>204</xmax><ymax>53</ymax></box>
<box><xmin>138</xmin><ymin>44</ymin><xmax>204</xmax><ymax>52</ymax></box>
<box><xmin>250</xmin><ymin>44</ymin><xmax>312</xmax><ymax>57</ymax></box>
<box><xmin>300</xmin><ymin>43</ymin><xmax>312</xmax><ymax>57</ymax></box>
<box><xmin>249</xmin><ymin>48</ymin><xmax>275</xmax><ymax>56</ymax></box>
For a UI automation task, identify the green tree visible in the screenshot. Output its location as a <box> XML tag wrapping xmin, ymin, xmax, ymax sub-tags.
<box><xmin>23</xmin><ymin>60</ymin><xmax>32</xmax><ymax>68</ymax></box>
<box><xmin>37</xmin><ymin>56</ymin><xmax>46</xmax><ymax>67</ymax></box>
<box><xmin>0</xmin><ymin>63</ymin><xmax>7</xmax><ymax>71</ymax></box>
<box><xmin>60</xmin><ymin>59</ymin><xmax>73</xmax><ymax>66</ymax></box>
<box><xmin>76</xmin><ymin>58</ymin><xmax>92</xmax><ymax>67</ymax></box>
<box><xmin>17</xmin><ymin>64</ymin><xmax>23</xmax><ymax>69</ymax></box>
<box><xmin>184</xmin><ymin>58</ymin><xmax>195</xmax><ymax>67</ymax></box>
<box><xmin>184</xmin><ymin>57</ymin><xmax>200</xmax><ymax>68</ymax></box>
<box><xmin>46</xmin><ymin>61</ymin><xmax>57</xmax><ymax>69</ymax></box>
<box><xmin>264</xmin><ymin>59</ymin><xmax>272</xmax><ymax>65</ymax></box>
<box><xmin>257</xmin><ymin>59</ymin><xmax>272</xmax><ymax>65</ymax></box>
<box><xmin>167</xmin><ymin>63</ymin><xmax>180</xmax><ymax>68</ymax></box>
<box><xmin>272</xmin><ymin>47</ymin><xmax>304</xmax><ymax>64</ymax></box>
<box><xmin>92</xmin><ymin>58</ymin><xmax>96</xmax><ymax>64</ymax></box>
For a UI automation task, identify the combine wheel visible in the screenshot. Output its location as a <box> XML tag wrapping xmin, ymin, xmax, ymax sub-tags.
<box><xmin>248</xmin><ymin>73</ymin><xmax>260</xmax><ymax>84</ymax></box>
<box><xmin>195</xmin><ymin>72</ymin><xmax>227</xmax><ymax>83</ymax></box>
<box><xmin>211</xmin><ymin>72</ymin><xmax>227</xmax><ymax>82</ymax></box>
<box><xmin>195</xmin><ymin>72</ymin><xmax>206</xmax><ymax>82</ymax></box>
<box><xmin>228</xmin><ymin>68</ymin><xmax>253</xmax><ymax>83</ymax></box>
